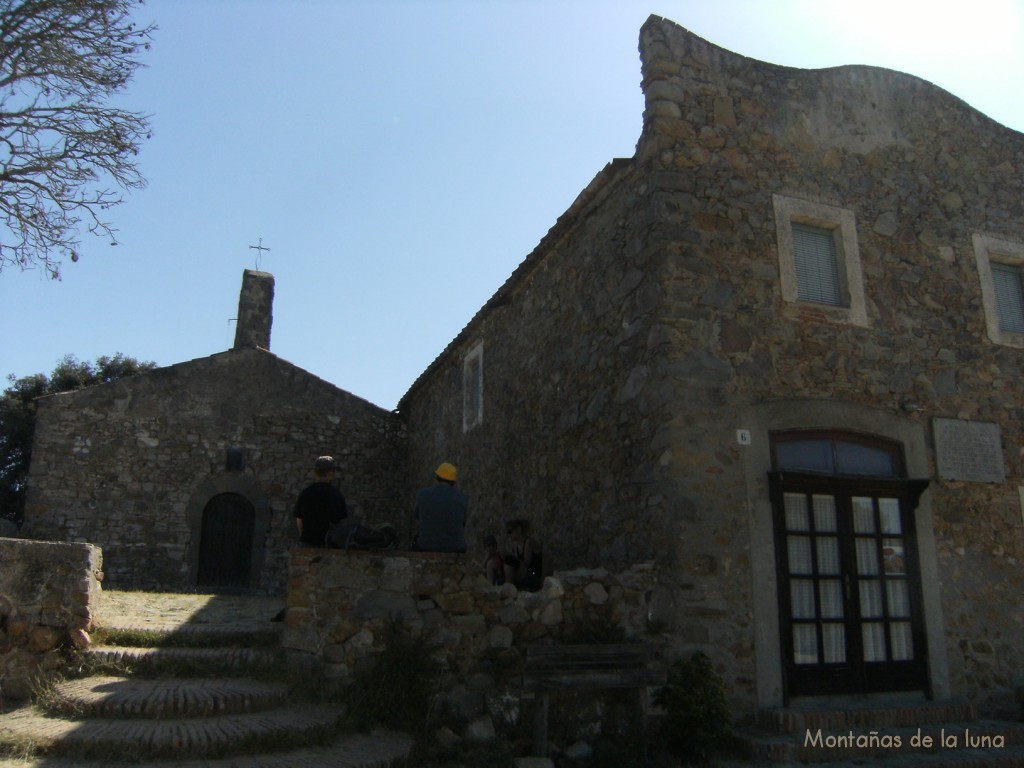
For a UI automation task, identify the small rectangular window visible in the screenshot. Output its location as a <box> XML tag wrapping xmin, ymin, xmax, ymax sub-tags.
<box><xmin>990</xmin><ymin>262</ymin><xmax>1024</xmax><ymax>333</ymax></box>
<box><xmin>773</xmin><ymin>194</ymin><xmax>866</xmax><ymax>326</ymax></box>
<box><xmin>792</xmin><ymin>224</ymin><xmax>842</xmax><ymax>306</ymax></box>
<box><xmin>462</xmin><ymin>341</ymin><xmax>484</xmax><ymax>431</ymax></box>
<box><xmin>972</xmin><ymin>234</ymin><xmax>1024</xmax><ymax>347</ymax></box>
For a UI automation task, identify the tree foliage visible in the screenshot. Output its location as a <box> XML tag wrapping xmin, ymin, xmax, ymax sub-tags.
<box><xmin>0</xmin><ymin>353</ymin><xmax>155</xmax><ymax>525</ymax></box>
<box><xmin>0</xmin><ymin>0</ymin><xmax>155</xmax><ymax>278</ymax></box>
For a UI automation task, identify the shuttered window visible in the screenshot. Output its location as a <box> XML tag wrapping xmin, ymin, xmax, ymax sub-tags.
<box><xmin>792</xmin><ymin>224</ymin><xmax>843</xmax><ymax>306</ymax></box>
<box><xmin>991</xmin><ymin>262</ymin><xmax>1024</xmax><ymax>333</ymax></box>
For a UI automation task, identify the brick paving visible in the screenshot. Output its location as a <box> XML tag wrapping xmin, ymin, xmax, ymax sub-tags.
<box><xmin>0</xmin><ymin>730</ymin><xmax>415</xmax><ymax>768</ymax></box>
<box><xmin>1</xmin><ymin>702</ymin><xmax>345</xmax><ymax>754</ymax></box>
<box><xmin>54</xmin><ymin>676</ymin><xmax>288</xmax><ymax>717</ymax></box>
<box><xmin>0</xmin><ymin>590</ymin><xmax>414</xmax><ymax>768</ymax></box>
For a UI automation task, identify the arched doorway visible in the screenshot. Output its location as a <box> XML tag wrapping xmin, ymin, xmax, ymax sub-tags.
<box><xmin>196</xmin><ymin>492</ymin><xmax>255</xmax><ymax>592</ymax></box>
<box><xmin>186</xmin><ymin>473</ymin><xmax>270</xmax><ymax>594</ymax></box>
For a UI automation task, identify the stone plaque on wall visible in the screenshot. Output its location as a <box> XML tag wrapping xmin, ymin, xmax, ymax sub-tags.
<box><xmin>933</xmin><ymin>418</ymin><xmax>1005</xmax><ymax>483</ymax></box>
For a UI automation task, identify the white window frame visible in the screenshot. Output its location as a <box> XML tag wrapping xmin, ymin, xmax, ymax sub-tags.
<box><xmin>773</xmin><ymin>194</ymin><xmax>867</xmax><ymax>327</ymax></box>
<box><xmin>972</xmin><ymin>233</ymin><xmax>1024</xmax><ymax>348</ymax></box>
<box><xmin>462</xmin><ymin>341</ymin><xmax>484</xmax><ymax>432</ymax></box>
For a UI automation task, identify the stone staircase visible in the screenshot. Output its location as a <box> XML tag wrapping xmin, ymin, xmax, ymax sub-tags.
<box><xmin>0</xmin><ymin>591</ymin><xmax>413</xmax><ymax>767</ymax></box>
<box><xmin>727</xmin><ymin>699</ymin><xmax>1024</xmax><ymax>767</ymax></box>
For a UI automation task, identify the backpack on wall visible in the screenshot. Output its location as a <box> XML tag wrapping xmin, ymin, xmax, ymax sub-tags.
<box><xmin>326</xmin><ymin>519</ymin><xmax>398</xmax><ymax>550</ymax></box>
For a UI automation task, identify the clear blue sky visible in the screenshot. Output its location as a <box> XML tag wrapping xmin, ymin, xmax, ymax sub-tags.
<box><xmin>3</xmin><ymin>0</ymin><xmax>1022</xmax><ymax>409</ymax></box>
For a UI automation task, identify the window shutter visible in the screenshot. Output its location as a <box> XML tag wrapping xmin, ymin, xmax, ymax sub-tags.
<box><xmin>792</xmin><ymin>224</ymin><xmax>842</xmax><ymax>306</ymax></box>
<box><xmin>991</xmin><ymin>262</ymin><xmax>1024</xmax><ymax>333</ymax></box>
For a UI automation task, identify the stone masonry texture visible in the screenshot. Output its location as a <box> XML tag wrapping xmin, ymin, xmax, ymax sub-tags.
<box><xmin>0</xmin><ymin>539</ymin><xmax>101</xmax><ymax>699</ymax></box>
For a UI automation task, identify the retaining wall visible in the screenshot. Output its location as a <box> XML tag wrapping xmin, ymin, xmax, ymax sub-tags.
<box><xmin>0</xmin><ymin>538</ymin><xmax>102</xmax><ymax>700</ymax></box>
<box><xmin>281</xmin><ymin>548</ymin><xmax>675</xmax><ymax>733</ymax></box>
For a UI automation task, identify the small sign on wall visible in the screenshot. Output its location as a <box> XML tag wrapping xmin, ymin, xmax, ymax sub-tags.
<box><xmin>933</xmin><ymin>418</ymin><xmax>1005</xmax><ymax>483</ymax></box>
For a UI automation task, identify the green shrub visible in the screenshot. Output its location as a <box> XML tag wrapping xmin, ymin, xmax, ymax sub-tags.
<box><xmin>341</xmin><ymin>619</ymin><xmax>442</xmax><ymax>734</ymax></box>
<box><xmin>652</xmin><ymin>651</ymin><xmax>731</xmax><ymax>765</ymax></box>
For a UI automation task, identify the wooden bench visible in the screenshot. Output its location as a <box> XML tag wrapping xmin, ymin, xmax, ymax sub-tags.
<box><xmin>522</xmin><ymin>643</ymin><xmax>667</xmax><ymax>756</ymax></box>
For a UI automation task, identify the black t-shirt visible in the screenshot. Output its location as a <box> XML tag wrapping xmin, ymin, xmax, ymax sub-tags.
<box><xmin>294</xmin><ymin>481</ymin><xmax>347</xmax><ymax>546</ymax></box>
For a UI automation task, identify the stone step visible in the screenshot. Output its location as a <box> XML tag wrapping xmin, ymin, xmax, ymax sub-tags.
<box><xmin>85</xmin><ymin>644</ymin><xmax>282</xmax><ymax>674</ymax></box>
<box><xmin>0</xmin><ymin>728</ymin><xmax>413</xmax><ymax>767</ymax></box>
<box><xmin>759</xmin><ymin>700</ymin><xmax>979</xmax><ymax>734</ymax></box>
<box><xmin>0</xmin><ymin>701</ymin><xmax>344</xmax><ymax>761</ymax></box>
<box><xmin>50</xmin><ymin>676</ymin><xmax>288</xmax><ymax>719</ymax></box>
<box><xmin>95</xmin><ymin>622</ymin><xmax>283</xmax><ymax>645</ymax></box>
<box><xmin>735</xmin><ymin>720</ymin><xmax>1024</xmax><ymax>764</ymax></box>
<box><xmin>718</xmin><ymin>744</ymin><xmax>1024</xmax><ymax>768</ymax></box>
<box><xmin>95</xmin><ymin>591</ymin><xmax>284</xmax><ymax>636</ymax></box>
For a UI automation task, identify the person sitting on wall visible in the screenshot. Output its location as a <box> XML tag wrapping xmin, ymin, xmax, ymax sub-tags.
<box><xmin>411</xmin><ymin>462</ymin><xmax>468</xmax><ymax>553</ymax></box>
<box><xmin>482</xmin><ymin>534</ymin><xmax>504</xmax><ymax>585</ymax></box>
<box><xmin>503</xmin><ymin>517</ymin><xmax>543</xmax><ymax>591</ymax></box>
<box><xmin>294</xmin><ymin>455</ymin><xmax>348</xmax><ymax>546</ymax></box>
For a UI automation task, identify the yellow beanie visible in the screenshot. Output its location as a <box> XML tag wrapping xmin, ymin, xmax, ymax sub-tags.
<box><xmin>435</xmin><ymin>462</ymin><xmax>458</xmax><ymax>482</ymax></box>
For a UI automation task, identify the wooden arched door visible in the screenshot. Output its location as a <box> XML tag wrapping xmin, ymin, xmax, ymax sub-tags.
<box><xmin>196</xmin><ymin>492</ymin><xmax>255</xmax><ymax>592</ymax></box>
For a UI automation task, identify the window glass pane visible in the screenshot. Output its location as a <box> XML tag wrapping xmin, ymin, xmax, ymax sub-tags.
<box><xmin>856</xmin><ymin>538</ymin><xmax>878</xmax><ymax>575</ymax></box>
<box><xmin>793</xmin><ymin>625</ymin><xmax>818</xmax><ymax>664</ymax></box>
<box><xmin>879</xmin><ymin>498</ymin><xmax>902</xmax><ymax>534</ymax></box>
<box><xmin>816</xmin><ymin>537</ymin><xmax>840</xmax><ymax>575</ymax></box>
<box><xmin>791</xmin><ymin>580</ymin><xmax>816</xmax><ymax>619</ymax></box>
<box><xmin>784</xmin><ymin>493</ymin><xmax>809</xmax><ymax>531</ymax></box>
<box><xmin>882</xmin><ymin>540</ymin><xmax>906</xmax><ymax>574</ymax></box>
<box><xmin>862</xmin><ymin>623</ymin><xmax>887</xmax><ymax>662</ymax></box>
<box><xmin>788</xmin><ymin>536</ymin><xmax>813</xmax><ymax>574</ymax></box>
<box><xmin>776</xmin><ymin>440</ymin><xmax>834</xmax><ymax>473</ymax></box>
<box><xmin>859</xmin><ymin>580</ymin><xmax>883</xmax><ymax>618</ymax></box>
<box><xmin>992</xmin><ymin>262</ymin><xmax>1024</xmax><ymax>333</ymax></box>
<box><xmin>792</xmin><ymin>223</ymin><xmax>842</xmax><ymax>305</ymax></box>
<box><xmin>891</xmin><ymin>622</ymin><xmax>914</xmax><ymax>660</ymax></box>
<box><xmin>887</xmin><ymin>580</ymin><xmax>910</xmax><ymax>618</ymax></box>
<box><xmin>470</xmin><ymin>361</ymin><xmax>481</xmax><ymax>411</ymax></box>
<box><xmin>812</xmin><ymin>495</ymin><xmax>837</xmax><ymax>531</ymax></box>
<box><xmin>836</xmin><ymin>441</ymin><xmax>896</xmax><ymax>476</ymax></box>
<box><xmin>819</xmin><ymin>580</ymin><xmax>843</xmax><ymax>618</ymax></box>
<box><xmin>852</xmin><ymin>497</ymin><xmax>875</xmax><ymax>533</ymax></box>
<box><xmin>821</xmin><ymin>624</ymin><xmax>846</xmax><ymax>663</ymax></box>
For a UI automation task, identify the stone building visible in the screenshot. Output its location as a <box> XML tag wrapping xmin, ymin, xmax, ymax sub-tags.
<box><xmin>23</xmin><ymin>270</ymin><xmax>407</xmax><ymax>594</ymax></box>
<box><xmin>23</xmin><ymin>16</ymin><xmax>1023</xmax><ymax>719</ymax></box>
<box><xmin>397</xmin><ymin>17</ymin><xmax>1023</xmax><ymax>717</ymax></box>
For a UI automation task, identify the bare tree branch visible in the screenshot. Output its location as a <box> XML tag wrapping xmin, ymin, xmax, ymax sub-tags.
<box><xmin>0</xmin><ymin>0</ymin><xmax>154</xmax><ymax>278</ymax></box>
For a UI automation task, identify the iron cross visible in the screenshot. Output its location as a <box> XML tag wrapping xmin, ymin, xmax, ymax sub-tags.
<box><xmin>248</xmin><ymin>238</ymin><xmax>271</xmax><ymax>270</ymax></box>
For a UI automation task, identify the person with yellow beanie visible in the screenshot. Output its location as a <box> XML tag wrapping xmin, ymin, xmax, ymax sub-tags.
<box><xmin>411</xmin><ymin>462</ymin><xmax>468</xmax><ymax>553</ymax></box>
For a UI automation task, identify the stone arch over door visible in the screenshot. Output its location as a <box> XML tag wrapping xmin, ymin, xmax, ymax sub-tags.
<box><xmin>186</xmin><ymin>473</ymin><xmax>270</xmax><ymax>593</ymax></box>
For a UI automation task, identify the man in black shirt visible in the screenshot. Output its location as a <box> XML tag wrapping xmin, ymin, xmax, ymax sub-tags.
<box><xmin>294</xmin><ymin>455</ymin><xmax>347</xmax><ymax>546</ymax></box>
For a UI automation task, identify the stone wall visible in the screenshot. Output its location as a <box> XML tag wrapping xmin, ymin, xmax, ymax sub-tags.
<box><xmin>282</xmin><ymin>549</ymin><xmax>674</xmax><ymax>731</ymax></box>
<box><xmin>24</xmin><ymin>349</ymin><xmax>407</xmax><ymax>594</ymax></box>
<box><xmin>636</xmin><ymin>15</ymin><xmax>1024</xmax><ymax>717</ymax></box>
<box><xmin>399</xmin><ymin>158</ymin><xmax>669</xmax><ymax>572</ymax></box>
<box><xmin>0</xmin><ymin>538</ymin><xmax>101</xmax><ymax>700</ymax></box>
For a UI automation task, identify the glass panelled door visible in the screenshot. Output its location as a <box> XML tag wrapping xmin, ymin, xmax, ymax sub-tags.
<box><xmin>772</xmin><ymin>472</ymin><xmax>929</xmax><ymax>697</ymax></box>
